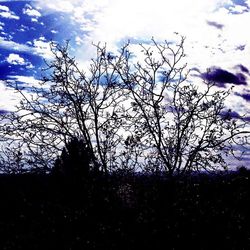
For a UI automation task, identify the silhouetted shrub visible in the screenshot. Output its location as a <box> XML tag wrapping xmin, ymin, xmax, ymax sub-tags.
<box><xmin>237</xmin><ymin>166</ymin><xmax>249</xmax><ymax>176</ymax></box>
<box><xmin>52</xmin><ymin>137</ymin><xmax>97</xmax><ymax>180</ymax></box>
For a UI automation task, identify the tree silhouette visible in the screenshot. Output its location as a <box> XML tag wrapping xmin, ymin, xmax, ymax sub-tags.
<box><xmin>0</xmin><ymin>35</ymin><xmax>249</xmax><ymax>175</ymax></box>
<box><xmin>52</xmin><ymin>137</ymin><xmax>99</xmax><ymax>178</ymax></box>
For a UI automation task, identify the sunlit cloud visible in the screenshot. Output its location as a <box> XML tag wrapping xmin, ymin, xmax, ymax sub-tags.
<box><xmin>0</xmin><ymin>37</ymin><xmax>31</xmax><ymax>52</ymax></box>
<box><xmin>7</xmin><ymin>75</ymin><xmax>40</xmax><ymax>87</ymax></box>
<box><xmin>0</xmin><ymin>4</ymin><xmax>19</xmax><ymax>19</ymax></box>
<box><xmin>23</xmin><ymin>4</ymin><xmax>41</xmax><ymax>17</ymax></box>
<box><xmin>33</xmin><ymin>0</ymin><xmax>250</xmax><ymax>75</ymax></box>
<box><xmin>0</xmin><ymin>80</ymin><xmax>20</xmax><ymax>111</ymax></box>
<box><xmin>6</xmin><ymin>53</ymin><xmax>26</xmax><ymax>65</ymax></box>
<box><xmin>0</xmin><ymin>37</ymin><xmax>53</xmax><ymax>59</ymax></box>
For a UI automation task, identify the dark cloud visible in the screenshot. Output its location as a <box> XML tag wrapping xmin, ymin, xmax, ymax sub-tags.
<box><xmin>201</xmin><ymin>67</ymin><xmax>248</xmax><ymax>88</ymax></box>
<box><xmin>242</xmin><ymin>116</ymin><xmax>250</xmax><ymax>122</ymax></box>
<box><xmin>220</xmin><ymin>109</ymin><xmax>250</xmax><ymax>122</ymax></box>
<box><xmin>240</xmin><ymin>93</ymin><xmax>250</xmax><ymax>102</ymax></box>
<box><xmin>235</xmin><ymin>45</ymin><xmax>246</xmax><ymax>51</ymax></box>
<box><xmin>206</xmin><ymin>20</ymin><xmax>224</xmax><ymax>30</ymax></box>
<box><xmin>236</xmin><ymin>64</ymin><xmax>249</xmax><ymax>74</ymax></box>
<box><xmin>220</xmin><ymin>110</ymin><xmax>241</xmax><ymax>120</ymax></box>
<box><xmin>0</xmin><ymin>109</ymin><xmax>8</xmax><ymax>115</ymax></box>
<box><xmin>235</xmin><ymin>92</ymin><xmax>250</xmax><ymax>102</ymax></box>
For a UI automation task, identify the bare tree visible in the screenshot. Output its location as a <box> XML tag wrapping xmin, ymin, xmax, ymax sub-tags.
<box><xmin>0</xmin><ymin>41</ymin><xmax>129</xmax><ymax>173</ymax></box>
<box><xmin>0</xmin><ymin>36</ymin><xmax>249</xmax><ymax>175</ymax></box>
<box><xmin>115</xmin><ymin>36</ymin><xmax>250</xmax><ymax>175</ymax></box>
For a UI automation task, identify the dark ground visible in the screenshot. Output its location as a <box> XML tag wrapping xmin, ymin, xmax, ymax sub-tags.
<box><xmin>0</xmin><ymin>169</ymin><xmax>250</xmax><ymax>250</ymax></box>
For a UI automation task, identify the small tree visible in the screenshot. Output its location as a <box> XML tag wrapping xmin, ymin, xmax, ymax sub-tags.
<box><xmin>52</xmin><ymin>137</ymin><xmax>97</xmax><ymax>177</ymax></box>
<box><xmin>0</xmin><ymin>36</ymin><xmax>249</xmax><ymax>175</ymax></box>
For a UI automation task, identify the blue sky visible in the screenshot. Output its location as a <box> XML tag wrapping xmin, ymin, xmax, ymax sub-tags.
<box><xmin>0</xmin><ymin>0</ymin><xmax>250</xmax><ymax>167</ymax></box>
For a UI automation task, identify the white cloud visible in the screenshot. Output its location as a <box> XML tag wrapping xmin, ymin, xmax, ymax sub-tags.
<box><xmin>26</xmin><ymin>63</ymin><xmax>34</xmax><ymax>69</ymax></box>
<box><xmin>7</xmin><ymin>76</ymin><xmax>51</xmax><ymax>92</ymax></box>
<box><xmin>6</xmin><ymin>53</ymin><xmax>34</xmax><ymax>69</ymax></box>
<box><xmin>23</xmin><ymin>4</ymin><xmax>41</xmax><ymax>17</ymax></box>
<box><xmin>6</xmin><ymin>53</ymin><xmax>26</xmax><ymax>65</ymax></box>
<box><xmin>0</xmin><ymin>80</ymin><xmax>20</xmax><ymax>111</ymax></box>
<box><xmin>0</xmin><ymin>37</ymin><xmax>31</xmax><ymax>52</ymax></box>
<box><xmin>0</xmin><ymin>37</ymin><xmax>53</xmax><ymax>59</ymax></box>
<box><xmin>32</xmin><ymin>0</ymin><xmax>250</xmax><ymax>107</ymax></box>
<box><xmin>75</xmin><ymin>36</ymin><xmax>84</xmax><ymax>45</ymax></box>
<box><xmin>22</xmin><ymin>4</ymin><xmax>41</xmax><ymax>22</ymax></box>
<box><xmin>31</xmin><ymin>17</ymin><xmax>38</xmax><ymax>22</ymax></box>
<box><xmin>0</xmin><ymin>5</ymin><xmax>8</xmax><ymax>11</ymax></box>
<box><xmin>18</xmin><ymin>24</ymin><xmax>28</xmax><ymax>32</ymax></box>
<box><xmin>0</xmin><ymin>77</ymin><xmax>43</xmax><ymax>112</ymax></box>
<box><xmin>228</xmin><ymin>4</ymin><xmax>249</xmax><ymax>14</ymax></box>
<box><xmin>7</xmin><ymin>76</ymin><xmax>41</xmax><ymax>88</ymax></box>
<box><xmin>35</xmin><ymin>0</ymin><xmax>244</xmax><ymax>69</ymax></box>
<box><xmin>0</xmin><ymin>4</ymin><xmax>19</xmax><ymax>20</ymax></box>
<box><xmin>51</xmin><ymin>30</ymin><xmax>58</xmax><ymax>34</ymax></box>
<box><xmin>29</xmin><ymin>1</ymin><xmax>250</xmax><ymax>112</ymax></box>
<box><xmin>36</xmin><ymin>0</ymin><xmax>75</xmax><ymax>13</ymax></box>
<box><xmin>32</xmin><ymin>38</ymin><xmax>53</xmax><ymax>59</ymax></box>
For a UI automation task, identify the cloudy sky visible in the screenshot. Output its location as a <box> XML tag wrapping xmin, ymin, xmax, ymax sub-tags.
<box><xmin>0</xmin><ymin>0</ymin><xmax>250</xmax><ymax>166</ymax></box>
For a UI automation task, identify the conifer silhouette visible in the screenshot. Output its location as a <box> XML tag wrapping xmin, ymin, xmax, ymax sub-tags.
<box><xmin>52</xmin><ymin>137</ymin><xmax>96</xmax><ymax>179</ymax></box>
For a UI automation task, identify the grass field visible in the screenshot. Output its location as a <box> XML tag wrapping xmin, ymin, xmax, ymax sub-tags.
<box><xmin>0</xmin><ymin>170</ymin><xmax>249</xmax><ymax>249</ymax></box>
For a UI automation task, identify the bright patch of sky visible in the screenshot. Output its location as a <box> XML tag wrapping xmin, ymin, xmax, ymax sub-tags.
<box><xmin>0</xmin><ymin>0</ymin><xmax>250</xmax><ymax>166</ymax></box>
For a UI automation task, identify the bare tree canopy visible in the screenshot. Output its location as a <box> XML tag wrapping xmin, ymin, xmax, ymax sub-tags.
<box><xmin>0</xmin><ymin>36</ymin><xmax>249</xmax><ymax>175</ymax></box>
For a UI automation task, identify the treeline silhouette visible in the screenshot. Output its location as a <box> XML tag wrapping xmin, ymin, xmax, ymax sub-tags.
<box><xmin>0</xmin><ymin>138</ymin><xmax>250</xmax><ymax>249</ymax></box>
